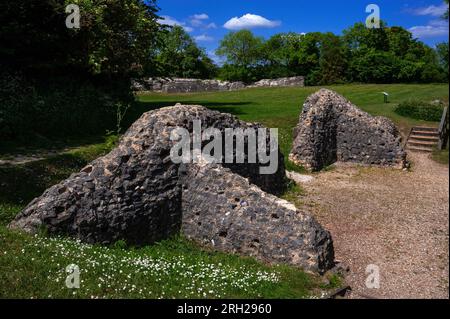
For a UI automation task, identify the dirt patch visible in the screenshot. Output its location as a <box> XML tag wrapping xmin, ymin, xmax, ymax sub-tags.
<box><xmin>299</xmin><ymin>152</ymin><xmax>449</xmax><ymax>299</ymax></box>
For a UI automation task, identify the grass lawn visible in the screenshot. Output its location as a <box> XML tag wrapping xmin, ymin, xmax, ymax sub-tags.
<box><xmin>432</xmin><ymin>148</ymin><xmax>449</xmax><ymax>165</ymax></box>
<box><xmin>0</xmin><ymin>83</ymin><xmax>447</xmax><ymax>299</ymax></box>
<box><xmin>135</xmin><ymin>83</ymin><xmax>449</xmax><ymax>171</ymax></box>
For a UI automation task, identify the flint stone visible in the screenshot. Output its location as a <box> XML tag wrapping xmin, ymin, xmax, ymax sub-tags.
<box><xmin>181</xmin><ymin>163</ymin><xmax>334</xmax><ymax>273</ymax></box>
<box><xmin>132</xmin><ymin>76</ymin><xmax>303</xmax><ymax>93</ymax></box>
<box><xmin>290</xmin><ymin>89</ymin><xmax>407</xmax><ymax>171</ymax></box>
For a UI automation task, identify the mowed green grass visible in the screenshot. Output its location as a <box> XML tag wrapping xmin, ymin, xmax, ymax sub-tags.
<box><xmin>136</xmin><ymin>84</ymin><xmax>449</xmax><ymax>170</ymax></box>
<box><xmin>0</xmin><ymin>84</ymin><xmax>447</xmax><ymax>299</ymax></box>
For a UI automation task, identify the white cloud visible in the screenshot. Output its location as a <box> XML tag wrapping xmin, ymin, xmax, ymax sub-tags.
<box><xmin>157</xmin><ymin>16</ymin><xmax>181</xmax><ymax>27</ymax></box>
<box><xmin>192</xmin><ymin>14</ymin><xmax>209</xmax><ymax>20</ymax></box>
<box><xmin>409</xmin><ymin>19</ymin><xmax>449</xmax><ymax>39</ymax></box>
<box><xmin>206</xmin><ymin>22</ymin><xmax>217</xmax><ymax>29</ymax></box>
<box><xmin>410</xmin><ymin>3</ymin><xmax>448</xmax><ymax>17</ymax></box>
<box><xmin>190</xmin><ymin>19</ymin><xmax>204</xmax><ymax>27</ymax></box>
<box><xmin>189</xmin><ymin>13</ymin><xmax>217</xmax><ymax>29</ymax></box>
<box><xmin>223</xmin><ymin>13</ymin><xmax>281</xmax><ymax>30</ymax></box>
<box><xmin>194</xmin><ymin>34</ymin><xmax>214</xmax><ymax>42</ymax></box>
<box><xmin>158</xmin><ymin>15</ymin><xmax>194</xmax><ymax>32</ymax></box>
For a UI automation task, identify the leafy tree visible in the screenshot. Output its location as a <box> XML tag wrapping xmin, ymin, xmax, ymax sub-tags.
<box><xmin>0</xmin><ymin>0</ymin><xmax>165</xmax><ymax>141</ymax></box>
<box><xmin>78</xmin><ymin>0</ymin><xmax>162</xmax><ymax>79</ymax></box>
<box><xmin>216</xmin><ymin>30</ymin><xmax>264</xmax><ymax>67</ymax></box>
<box><xmin>386</xmin><ymin>26</ymin><xmax>414</xmax><ymax>58</ymax></box>
<box><xmin>262</xmin><ymin>33</ymin><xmax>296</xmax><ymax>78</ymax></box>
<box><xmin>343</xmin><ymin>22</ymin><xmax>389</xmax><ymax>54</ymax></box>
<box><xmin>348</xmin><ymin>49</ymin><xmax>400</xmax><ymax>83</ymax></box>
<box><xmin>157</xmin><ymin>26</ymin><xmax>217</xmax><ymax>79</ymax></box>
<box><xmin>261</xmin><ymin>32</ymin><xmax>322</xmax><ymax>83</ymax></box>
<box><xmin>444</xmin><ymin>0</ymin><xmax>449</xmax><ymax>20</ymax></box>
<box><xmin>216</xmin><ymin>30</ymin><xmax>265</xmax><ymax>83</ymax></box>
<box><xmin>436</xmin><ymin>42</ymin><xmax>449</xmax><ymax>78</ymax></box>
<box><xmin>316</xmin><ymin>33</ymin><xmax>348</xmax><ymax>84</ymax></box>
<box><xmin>0</xmin><ymin>0</ymin><xmax>163</xmax><ymax>79</ymax></box>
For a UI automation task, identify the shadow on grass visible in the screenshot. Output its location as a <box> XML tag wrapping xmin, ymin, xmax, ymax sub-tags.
<box><xmin>0</xmin><ymin>139</ymin><xmax>116</xmax><ymax>225</ymax></box>
<box><xmin>0</xmin><ymin>135</ymin><xmax>106</xmax><ymax>157</ymax></box>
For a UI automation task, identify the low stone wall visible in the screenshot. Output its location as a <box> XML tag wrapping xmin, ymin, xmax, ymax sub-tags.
<box><xmin>132</xmin><ymin>76</ymin><xmax>305</xmax><ymax>93</ymax></box>
<box><xmin>290</xmin><ymin>89</ymin><xmax>407</xmax><ymax>171</ymax></box>
<box><xmin>248</xmin><ymin>76</ymin><xmax>305</xmax><ymax>88</ymax></box>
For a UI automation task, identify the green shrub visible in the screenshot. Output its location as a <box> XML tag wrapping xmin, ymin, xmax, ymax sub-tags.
<box><xmin>0</xmin><ymin>73</ymin><xmax>132</xmax><ymax>142</ymax></box>
<box><xmin>394</xmin><ymin>99</ymin><xmax>444</xmax><ymax>121</ymax></box>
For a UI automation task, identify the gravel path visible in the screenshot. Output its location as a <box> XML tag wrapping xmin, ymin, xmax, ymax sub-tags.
<box><xmin>299</xmin><ymin>152</ymin><xmax>449</xmax><ymax>299</ymax></box>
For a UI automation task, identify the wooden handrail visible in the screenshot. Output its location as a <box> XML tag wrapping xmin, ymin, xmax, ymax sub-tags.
<box><xmin>438</xmin><ymin>106</ymin><xmax>449</xmax><ymax>150</ymax></box>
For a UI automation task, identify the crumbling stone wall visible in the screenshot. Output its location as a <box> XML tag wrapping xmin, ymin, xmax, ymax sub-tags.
<box><xmin>289</xmin><ymin>89</ymin><xmax>407</xmax><ymax>171</ymax></box>
<box><xmin>181</xmin><ymin>163</ymin><xmax>334</xmax><ymax>273</ymax></box>
<box><xmin>248</xmin><ymin>76</ymin><xmax>305</xmax><ymax>88</ymax></box>
<box><xmin>132</xmin><ymin>76</ymin><xmax>305</xmax><ymax>93</ymax></box>
<box><xmin>10</xmin><ymin>104</ymin><xmax>334</xmax><ymax>273</ymax></box>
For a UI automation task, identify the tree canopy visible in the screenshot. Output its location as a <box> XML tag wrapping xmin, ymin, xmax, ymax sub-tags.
<box><xmin>156</xmin><ymin>26</ymin><xmax>217</xmax><ymax>79</ymax></box>
<box><xmin>0</xmin><ymin>0</ymin><xmax>163</xmax><ymax>80</ymax></box>
<box><xmin>216</xmin><ymin>22</ymin><xmax>448</xmax><ymax>84</ymax></box>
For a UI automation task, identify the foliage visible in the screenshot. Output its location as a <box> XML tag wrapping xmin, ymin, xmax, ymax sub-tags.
<box><xmin>0</xmin><ymin>72</ymin><xmax>133</xmax><ymax>141</ymax></box>
<box><xmin>436</xmin><ymin>42</ymin><xmax>449</xmax><ymax>79</ymax></box>
<box><xmin>0</xmin><ymin>0</ymin><xmax>163</xmax><ymax>79</ymax></box>
<box><xmin>316</xmin><ymin>33</ymin><xmax>348</xmax><ymax>84</ymax></box>
<box><xmin>216</xmin><ymin>30</ymin><xmax>265</xmax><ymax>83</ymax></box>
<box><xmin>216</xmin><ymin>23</ymin><xmax>447</xmax><ymax>85</ymax></box>
<box><xmin>0</xmin><ymin>0</ymin><xmax>163</xmax><ymax>142</ymax></box>
<box><xmin>156</xmin><ymin>26</ymin><xmax>217</xmax><ymax>79</ymax></box>
<box><xmin>394</xmin><ymin>100</ymin><xmax>445</xmax><ymax>121</ymax></box>
<box><xmin>216</xmin><ymin>30</ymin><xmax>265</xmax><ymax>67</ymax></box>
<box><xmin>444</xmin><ymin>0</ymin><xmax>449</xmax><ymax>20</ymax></box>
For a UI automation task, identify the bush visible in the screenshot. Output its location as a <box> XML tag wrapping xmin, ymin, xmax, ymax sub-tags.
<box><xmin>394</xmin><ymin>99</ymin><xmax>445</xmax><ymax>121</ymax></box>
<box><xmin>0</xmin><ymin>73</ymin><xmax>132</xmax><ymax>142</ymax></box>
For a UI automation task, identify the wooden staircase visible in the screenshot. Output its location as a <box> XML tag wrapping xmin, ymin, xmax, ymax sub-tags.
<box><xmin>406</xmin><ymin>126</ymin><xmax>439</xmax><ymax>152</ymax></box>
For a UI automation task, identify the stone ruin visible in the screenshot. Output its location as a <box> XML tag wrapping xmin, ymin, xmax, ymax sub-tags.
<box><xmin>132</xmin><ymin>76</ymin><xmax>305</xmax><ymax>93</ymax></box>
<box><xmin>248</xmin><ymin>76</ymin><xmax>306</xmax><ymax>89</ymax></box>
<box><xmin>289</xmin><ymin>89</ymin><xmax>407</xmax><ymax>171</ymax></box>
<box><xmin>10</xmin><ymin>104</ymin><xmax>334</xmax><ymax>274</ymax></box>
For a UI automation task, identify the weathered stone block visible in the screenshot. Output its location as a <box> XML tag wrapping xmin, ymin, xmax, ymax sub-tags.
<box><xmin>181</xmin><ymin>163</ymin><xmax>334</xmax><ymax>273</ymax></box>
<box><xmin>290</xmin><ymin>89</ymin><xmax>407</xmax><ymax>171</ymax></box>
<box><xmin>132</xmin><ymin>77</ymin><xmax>304</xmax><ymax>93</ymax></box>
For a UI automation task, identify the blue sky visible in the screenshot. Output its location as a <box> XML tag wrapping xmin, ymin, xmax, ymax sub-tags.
<box><xmin>156</xmin><ymin>0</ymin><xmax>449</xmax><ymax>61</ymax></box>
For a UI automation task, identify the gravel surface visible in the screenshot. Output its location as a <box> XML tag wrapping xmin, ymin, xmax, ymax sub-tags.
<box><xmin>299</xmin><ymin>152</ymin><xmax>449</xmax><ymax>299</ymax></box>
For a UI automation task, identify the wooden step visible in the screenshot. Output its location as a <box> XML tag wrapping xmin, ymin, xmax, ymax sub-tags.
<box><xmin>407</xmin><ymin>140</ymin><xmax>438</xmax><ymax>147</ymax></box>
<box><xmin>411</xmin><ymin>130</ymin><xmax>439</xmax><ymax>137</ymax></box>
<box><xmin>412</xmin><ymin>126</ymin><xmax>438</xmax><ymax>132</ymax></box>
<box><xmin>407</xmin><ymin>145</ymin><xmax>433</xmax><ymax>152</ymax></box>
<box><xmin>409</xmin><ymin>135</ymin><xmax>439</xmax><ymax>142</ymax></box>
<box><xmin>407</xmin><ymin>126</ymin><xmax>440</xmax><ymax>153</ymax></box>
